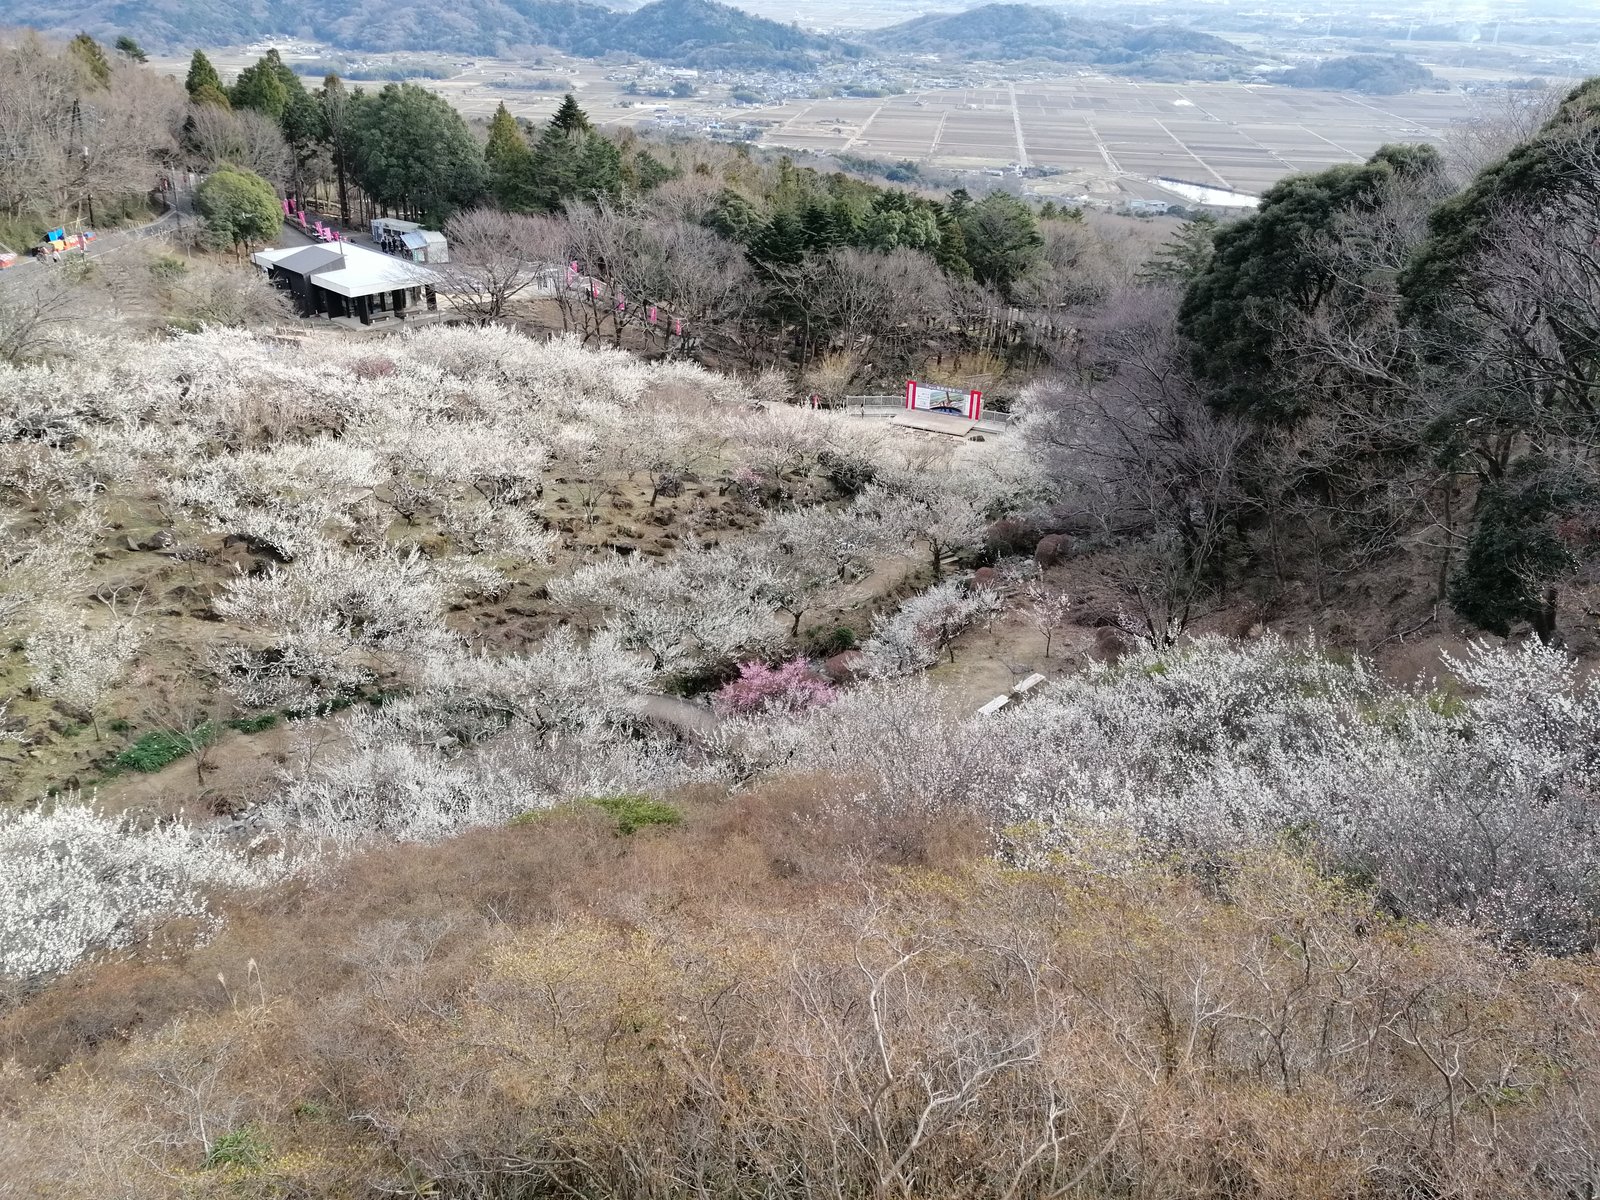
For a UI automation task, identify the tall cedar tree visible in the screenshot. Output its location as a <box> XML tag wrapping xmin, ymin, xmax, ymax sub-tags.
<box><xmin>319</xmin><ymin>75</ymin><xmax>354</xmax><ymax>222</ymax></box>
<box><xmin>485</xmin><ymin>102</ymin><xmax>537</xmax><ymax>210</ymax></box>
<box><xmin>185</xmin><ymin>50</ymin><xmax>223</xmax><ymax>98</ymax></box>
<box><xmin>350</xmin><ymin>82</ymin><xmax>485</xmax><ymax>223</ymax></box>
<box><xmin>230</xmin><ymin>50</ymin><xmax>293</xmax><ymax>120</ymax></box>
<box><xmin>551</xmin><ymin>93</ymin><xmax>590</xmax><ymax>135</ymax></box>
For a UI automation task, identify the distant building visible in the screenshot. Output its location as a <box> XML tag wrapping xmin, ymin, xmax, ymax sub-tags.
<box><xmin>251</xmin><ymin>242</ymin><xmax>441</xmax><ymax>326</ymax></box>
<box><xmin>371</xmin><ymin>218</ymin><xmax>450</xmax><ymax>263</ymax></box>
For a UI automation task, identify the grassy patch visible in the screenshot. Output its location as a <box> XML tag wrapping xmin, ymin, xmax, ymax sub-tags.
<box><xmin>227</xmin><ymin>713</ymin><xmax>279</xmax><ymax>734</ymax></box>
<box><xmin>589</xmin><ymin>794</ymin><xmax>682</xmax><ymax>836</ymax></box>
<box><xmin>205</xmin><ymin>1125</ymin><xmax>269</xmax><ymax>1170</ymax></box>
<box><xmin>511</xmin><ymin>794</ymin><xmax>684</xmax><ymax>835</ymax></box>
<box><xmin>110</xmin><ymin>727</ymin><xmax>216</xmax><ymax>773</ymax></box>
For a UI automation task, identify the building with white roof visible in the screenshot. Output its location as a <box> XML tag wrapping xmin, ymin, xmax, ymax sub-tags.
<box><xmin>251</xmin><ymin>241</ymin><xmax>443</xmax><ymax>326</ymax></box>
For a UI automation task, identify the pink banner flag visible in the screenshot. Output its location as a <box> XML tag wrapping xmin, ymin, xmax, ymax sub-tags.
<box><xmin>615</xmin><ymin>293</ymin><xmax>626</xmax><ymax>312</ymax></box>
<box><xmin>567</xmin><ymin>260</ymin><xmax>578</xmax><ymax>285</ymax></box>
<box><xmin>297</xmin><ymin>212</ymin><xmax>308</xmax><ymax>228</ymax></box>
<box><xmin>673</xmin><ymin>317</ymin><xmax>683</xmax><ymax>336</ymax></box>
<box><xmin>591</xmin><ymin>281</ymin><xmax>601</xmax><ymax>299</ymax></box>
<box><xmin>648</xmin><ymin>305</ymin><xmax>658</xmax><ymax>324</ymax></box>
<box><xmin>282</xmin><ymin>199</ymin><xmax>290</xmax><ymax>216</ymax></box>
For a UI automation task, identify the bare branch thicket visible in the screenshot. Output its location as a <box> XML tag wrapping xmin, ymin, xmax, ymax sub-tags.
<box><xmin>439</xmin><ymin>207</ymin><xmax>562</xmax><ymax>321</ymax></box>
<box><xmin>1441</xmin><ymin>83</ymin><xmax>1570</xmax><ymax>189</ymax></box>
<box><xmin>1030</xmin><ymin>285</ymin><xmax>1251</xmax><ymax>644</ymax></box>
<box><xmin>0</xmin><ymin>270</ymin><xmax>104</xmax><ymax>364</ymax></box>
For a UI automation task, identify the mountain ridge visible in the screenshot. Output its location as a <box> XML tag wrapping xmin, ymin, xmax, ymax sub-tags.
<box><xmin>865</xmin><ymin>3</ymin><xmax>1249</xmax><ymax>72</ymax></box>
<box><xmin>0</xmin><ymin>0</ymin><xmax>836</xmax><ymax>65</ymax></box>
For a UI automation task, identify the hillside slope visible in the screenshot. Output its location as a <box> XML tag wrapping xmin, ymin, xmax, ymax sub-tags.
<box><xmin>0</xmin><ymin>0</ymin><xmax>834</xmax><ymax>63</ymax></box>
<box><xmin>868</xmin><ymin>3</ymin><xmax>1248</xmax><ymax>73</ymax></box>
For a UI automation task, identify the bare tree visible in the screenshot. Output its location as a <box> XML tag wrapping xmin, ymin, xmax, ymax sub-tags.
<box><xmin>0</xmin><ymin>269</ymin><xmax>102</xmax><ymax>364</ymax></box>
<box><xmin>1030</xmin><ymin>285</ymin><xmax>1250</xmax><ymax>640</ymax></box>
<box><xmin>439</xmin><ymin>208</ymin><xmax>559</xmax><ymax>321</ymax></box>
<box><xmin>1019</xmin><ymin>580</ymin><xmax>1071</xmax><ymax>659</ymax></box>
<box><xmin>186</xmin><ymin>104</ymin><xmax>291</xmax><ymax>186</ymax></box>
<box><xmin>1442</xmin><ymin>84</ymin><xmax>1568</xmax><ymax>188</ymax></box>
<box><xmin>0</xmin><ymin>36</ymin><xmax>83</xmax><ymax>221</ymax></box>
<box><xmin>771</xmin><ymin>246</ymin><xmax>950</xmax><ymax>373</ymax></box>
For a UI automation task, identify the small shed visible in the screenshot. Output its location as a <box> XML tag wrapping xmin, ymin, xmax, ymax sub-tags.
<box><xmin>399</xmin><ymin>230</ymin><xmax>450</xmax><ymax>264</ymax></box>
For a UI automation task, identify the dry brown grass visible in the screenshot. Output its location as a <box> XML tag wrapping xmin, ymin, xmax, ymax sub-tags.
<box><xmin>1</xmin><ymin>777</ymin><xmax>1594</xmax><ymax>1199</ymax></box>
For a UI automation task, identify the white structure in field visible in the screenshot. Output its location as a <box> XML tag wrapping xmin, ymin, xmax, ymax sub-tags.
<box><xmin>905</xmin><ymin>379</ymin><xmax>984</xmax><ymax>421</ymax></box>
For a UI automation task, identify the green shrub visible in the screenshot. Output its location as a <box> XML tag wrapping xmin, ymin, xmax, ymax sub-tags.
<box><xmin>818</xmin><ymin>448</ymin><xmax>879</xmax><ymax>496</ymax></box>
<box><xmin>205</xmin><ymin>1126</ymin><xmax>269</xmax><ymax>1170</ymax></box>
<box><xmin>227</xmin><ymin>713</ymin><xmax>278</xmax><ymax>734</ymax></box>
<box><xmin>111</xmin><ymin>724</ymin><xmax>218</xmax><ymax>773</ymax></box>
<box><xmin>589</xmin><ymin>794</ymin><xmax>682</xmax><ymax>836</ymax></box>
<box><xmin>1449</xmin><ymin>456</ymin><xmax>1597</xmax><ymax>637</ymax></box>
<box><xmin>805</xmin><ymin>624</ymin><xmax>857</xmax><ymax>657</ymax></box>
<box><xmin>663</xmin><ymin>660</ymin><xmax>739</xmax><ymax>698</ymax></box>
<box><xmin>148</xmin><ymin>254</ymin><xmax>188</xmax><ymax>281</ymax></box>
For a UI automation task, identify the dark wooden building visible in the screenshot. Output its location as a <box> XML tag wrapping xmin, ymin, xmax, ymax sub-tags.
<box><xmin>252</xmin><ymin>242</ymin><xmax>441</xmax><ymax>326</ymax></box>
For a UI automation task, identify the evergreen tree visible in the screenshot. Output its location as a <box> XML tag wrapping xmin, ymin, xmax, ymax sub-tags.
<box><xmin>1448</xmin><ymin>456</ymin><xmax>1598</xmax><ymax>640</ymax></box>
<box><xmin>196</xmin><ymin>166</ymin><xmax>282</xmax><ymax>253</ymax></box>
<box><xmin>185</xmin><ymin>49</ymin><xmax>223</xmax><ymax>99</ymax></box>
<box><xmin>550</xmin><ymin>93</ymin><xmax>590</xmax><ymax>135</ymax></box>
<box><xmin>68</xmin><ymin>34</ymin><xmax>112</xmax><ymax>88</ymax></box>
<box><xmin>319</xmin><ymin>75</ymin><xmax>355</xmax><ymax>223</ymax></box>
<box><xmin>114</xmin><ymin>36</ymin><xmax>148</xmax><ymax>63</ymax></box>
<box><xmin>931</xmin><ymin>206</ymin><xmax>971</xmax><ymax>278</ymax></box>
<box><xmin>628</xmin><ymin>148</ymin><xmax>676</xmax><ymax>193</ymax></box>
<box><xmin>1179</xmin><ymin>144</ymin><xmax>1442</xmax><ymax>422</ymax></box>
<box><xmin>956</xmin><ymin>192</ymin><xmax>1042</xmax><ymax>299</ymax></box>
<box><xmin>575</xmin><ymin>133</ymin><xmax>622</xmax><ymax>201</ymax></box>
<box><xmin>527</xmin><ymin>120</ymin><xmax>579</xmax><ymax>212</ymax></box>
<box><xmin>190</xmin><ymin>83</ymin><xmax>231</xmax><ymax>109</ymax></box>
<box><xmin>1401</xmin><ymin>77</ymin><xmax>1600</xmax><ymax>322</ymax></box>
<box><xmin>1138</xmin><ymin>214</ymin><xmax>1219</xmax><ymax>285</ymax></box>
<box><xmin>350</xmin><ymin>83</ymin><xmax>485</xmax><ymax>224</ymax></box>
<box><xmin>706</xmin><ymin>188</ymin><xmax>762</xmax><ymax>244</ymax></box>
<box><xmin>799</xmin><ymin>201</ymin><xmax>841</xmax><ymax>252</ymax></box>
<box><xmin>485</xmin><ymin>102</ymin><xmax>536</xmax><ymax>210</ymax></box>
<box><xmin>231</xmin><ymin>52</ymin><xmax>292</xmax><ymax>121</ymax></box>
<box><xmin>281</xmin><ymin>88</ymin><xmax>326</xmax><ymax>201</ymax></box>
<box><xmin>753</xmin><ymin>210</ymin><xmax>806</xmax><ymax>269</ymax></box>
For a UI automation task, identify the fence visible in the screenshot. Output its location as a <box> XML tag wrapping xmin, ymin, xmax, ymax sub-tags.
<box><xmin>840</xmin><ymin>395</ymin><xmax>1013</xmax><ymax>427</ymax></box>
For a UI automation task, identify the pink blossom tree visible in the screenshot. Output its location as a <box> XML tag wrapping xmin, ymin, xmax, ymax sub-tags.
<box><xmin>712</xmin><ymin>658</ymin><xmax>839</xmax><ymax>716</ymax></box>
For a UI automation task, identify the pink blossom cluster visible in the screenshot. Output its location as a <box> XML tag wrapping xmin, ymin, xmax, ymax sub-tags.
<box><xmin>713</xmin><ymin>658</ymin><xmax>839</xmax><ymax>716</ymax></box>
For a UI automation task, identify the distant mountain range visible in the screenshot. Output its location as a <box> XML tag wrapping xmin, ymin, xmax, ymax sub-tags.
<box><xmin>0</xmin><ymin>0</ymin><xmax>1257</xmax><ymax>78</ymax></box>
<box><xmin>0</xmin><ymin>0</ymin><xmax>838</xmax><ymax>67</ymax></box>
<box><xmin>865</xmin><ymin>4</ymin><xmax>1251</xmax><ymax>75</ymax></box>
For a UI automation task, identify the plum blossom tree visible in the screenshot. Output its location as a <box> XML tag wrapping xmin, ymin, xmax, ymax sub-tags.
<box><xmin>0</xmin><ymin>802</ymin><xmax>289</xmax><ymax>982</ymax></box>
<box><xmin>1019</xmin><ymin>581</ymin><xmax>1072</xmax><ymax>659</ymax></box>
<box><xmin>211</xmin><ymin>545</ymin><xmax>455</xmax><ymax>710</ymax></box>
<box><xmin>712</xmin><ymin>658</ymin><xmax>838</xmax><ymax>715</ymax></box>
<box><xmin>859</xmin><ymin>580</ymin><xmax>983</xmax><ymax>678</ymax></box>
<box><xmin>24</xmin><ymin>594</ymin><xmax>144</xmax><ymax>736</ymax></box>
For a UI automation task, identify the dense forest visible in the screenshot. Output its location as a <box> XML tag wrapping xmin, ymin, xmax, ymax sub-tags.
<box><xmin>3</xmin><ymin>30</ymin><xmax>1600</xmax><ymax>1200</ymax></box>
<box><xmin>1277</xmin><ymin>52</ymin><xmax>1438</xmax><ymax>95</ymax></box>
